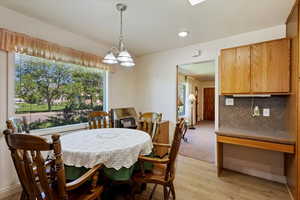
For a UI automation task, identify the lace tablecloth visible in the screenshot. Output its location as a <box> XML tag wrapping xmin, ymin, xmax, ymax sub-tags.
<box><xmin>61</xmin><ymin>128</ymin><xmax>153</xmax><ymax>170</ymax></box>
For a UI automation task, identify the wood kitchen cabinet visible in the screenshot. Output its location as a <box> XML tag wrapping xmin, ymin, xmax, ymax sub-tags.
<box><xmin>251</xmin><ymin>39</ymin><xmax>290</xmax><ymax>93</ymax></box>
<box><xmin>221</xmin><ymin>38</ymin><xmax>290</xmax><ymax>95</ymax></box>
<box><xmin>221</xmin><ymin>46</ymin><xmax>251</xmax><ymax>94</ymax></box>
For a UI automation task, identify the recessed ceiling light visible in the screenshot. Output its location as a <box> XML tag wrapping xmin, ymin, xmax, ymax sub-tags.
<box><xmin>188</xmin><ymin>0</ymin><xmax>207</xmax><ymax>6</ymax></box>
<box><xmin>178</xmin><ymin>31</ymin><xmax>189</xmax><ymax>38</ymax></box>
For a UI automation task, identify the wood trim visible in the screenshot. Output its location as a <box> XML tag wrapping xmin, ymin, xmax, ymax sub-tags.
<box><xmin>217</xmin><ymin>135</ymin><xmax>295</xmax><ymax>154</ymax></box>
<box><xmin>221</xmin><ymin>38</ymin><xmax>291</xmax><ymax>52</ymax></box>
<box><xmin>221</xmin><ymin>92</ymin><xmax>292</xmax><ymax>96</ymax></box>
<box><xmin>217</xmin><ymin>142</ymin><xmax>223</xmax><ymax>177</ymax></box>
<box><xmin>286</xmin><ymin>2</ymin><xmax>300</xmax><ymax>199</ymax></box>
<box><xmin>286</xmin><ymin>0</ymin><xmax>299</xmax><ymax>24</ymax></box>
<box><xmin>176</xmin><ymin>65</ymin><xmax>179</xmax><ymax>121</ymax></box>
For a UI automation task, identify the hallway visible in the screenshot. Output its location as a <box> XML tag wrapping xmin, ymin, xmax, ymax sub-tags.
<box><xmin>179</xmin><ymin>120</ymin><xmax>215</xmax><ymax>163</ymax></box>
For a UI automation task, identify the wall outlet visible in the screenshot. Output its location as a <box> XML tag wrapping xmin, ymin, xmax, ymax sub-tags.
<box><xmin>263</xmin><ymin>108</ymin><xmax>270</xmax><ymax>117</ymax></box>
<box><xmin>225</xmin><ymin>98</ymin><xmax>234</xmax><ymax>106</ymax></box>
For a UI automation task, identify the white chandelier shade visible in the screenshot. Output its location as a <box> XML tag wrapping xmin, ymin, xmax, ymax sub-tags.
<box><xmin>117</xmin><ymin>50</ymin><xmax>133</xmax><ymax>62</ymax></box>
<box><xmin>102</xmin><ymin>52</ymin><xmax>118</xmax><ymax>64</ymax></box>
<box><xmin>120</xmin><ymin>61</ymin><xmax>135</xmax><ymax>67</ymax></box>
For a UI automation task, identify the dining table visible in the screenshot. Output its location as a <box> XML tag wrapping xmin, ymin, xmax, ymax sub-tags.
<box><xmin>61</xmin><ymin>128</ymin><xmax>153</xmax><ymax>181</ymax></box>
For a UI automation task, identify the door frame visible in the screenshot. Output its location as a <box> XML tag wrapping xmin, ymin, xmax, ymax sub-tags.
<box><xmin>176</xmin><ymin>58</ymin><xmax>219</xmax><ymax>166</ymax></box>
<box><xmin>202</xmin><ymin>86</ymin><xmax>216</xmax><ymax>121</ymax></box>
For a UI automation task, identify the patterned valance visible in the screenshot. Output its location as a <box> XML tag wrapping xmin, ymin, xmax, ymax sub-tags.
<box><xmin>0</xmin><ymin>28</ymin><xmax>111</xmax><ymax>71</ymax></box>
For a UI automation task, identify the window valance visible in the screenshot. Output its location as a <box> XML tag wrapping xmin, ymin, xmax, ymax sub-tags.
<box><xmin>0</xmin><ymin>28</ymin><xmax>111</xmax><ymax>71</ymax></box>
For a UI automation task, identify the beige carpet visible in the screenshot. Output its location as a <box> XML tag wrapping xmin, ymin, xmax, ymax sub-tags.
<box><xmin>179</xmin><ymin>120</ymin><xmax>215</xmax><ymax>163</ymax></box>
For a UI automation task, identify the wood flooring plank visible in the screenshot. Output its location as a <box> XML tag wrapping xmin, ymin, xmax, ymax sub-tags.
<box><xmin>1</xmin><ymin>156</ymin><xmax>290</xmax><ymax>200</ymax></box>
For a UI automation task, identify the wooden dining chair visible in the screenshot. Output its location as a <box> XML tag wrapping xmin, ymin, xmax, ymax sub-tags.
<box><xmin>178</xmin><ymin>118</ymin><xmax>188</xmax><ymax>142</ymax></box>
<box><xmin>138</xmin><ymin>120</ymin><xmax>159</xmax><ymax>140</ymax></box>
<box><xmin>3</xmin><ymin>129</ymin><xmax>104</xmax><ymax>200</ymax></box>
<box><xmin>138</xmin><ymin>112</ymin><xmax>162</xmax><ymax>140</ymax></box>
<box><xmin>6</xmin><ymin>117</ymin><xmax>30</xmax><ymax>134</ymax></box>
<box><xmin>133</xmin><ymin>120</ymin><xmax>185</xmax><ymax>200</ymax></box>
<box><xmin>88</xmin><ymin>111</ymin><xmax>112</xmax><ymax>129</ymax></box>
<box><xmin>139</xmin><ymin>112</ymin><xmax>162</xmax><ymax>122</ymax></box>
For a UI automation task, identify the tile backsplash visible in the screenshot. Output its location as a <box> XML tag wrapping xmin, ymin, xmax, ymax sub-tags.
<box><xmin>219</xmin><ymin>96</ymin><xmax>288</xmax><ymax>132</ymax></box>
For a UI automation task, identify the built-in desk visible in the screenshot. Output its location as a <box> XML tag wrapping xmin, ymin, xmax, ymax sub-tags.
<box><xmin>215</xmin><ymin>128</ymin><xmax>295</xmax><ymax>177</ymax></box>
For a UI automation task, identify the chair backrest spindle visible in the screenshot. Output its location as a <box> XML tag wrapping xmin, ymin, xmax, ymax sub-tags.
<box><xmin>88</xmin><ymin>111</ymin><xmax>111</xmax><ymax>129</ymax></box>
<box><xmin>165</xmin><ymin>119</ymin><xmax>185</xmax><ymax>181</ymax></box>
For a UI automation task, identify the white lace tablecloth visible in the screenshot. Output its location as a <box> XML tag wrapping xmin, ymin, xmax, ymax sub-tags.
<box><xmin>61</xmin><ymin>128</ymin><xmax>153</xmax><ymax>170</ymax></box>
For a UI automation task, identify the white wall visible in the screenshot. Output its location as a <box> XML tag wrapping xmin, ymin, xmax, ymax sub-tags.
<box><xmin>0</xmin><ymin>51</ymin><xmax>22</xmax><ymax>199</ymax></box>
<box><xmin>108</xmin><ymin>66</ymin><xmax>137</xmax><ymax>109</ymax></box>
<box><xmin>136</xmin><ymin>24</ymin><xmax>287</xmax><ymax>182</ymax></box>
<box><xmin>0</xmin><ymin>6</ymin><xmax>136</xmax><ymax>199</ymax></box>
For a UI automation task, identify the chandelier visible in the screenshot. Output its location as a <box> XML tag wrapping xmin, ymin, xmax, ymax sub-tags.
<box><xmin>102</xmin><ymin>3</ymin><xmax>135</xmax><ymax>67</ymax></box>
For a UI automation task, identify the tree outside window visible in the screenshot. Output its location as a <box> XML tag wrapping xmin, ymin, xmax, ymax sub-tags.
<box><xmin>15</xmin><ymin>53</ymin><xmax>106</xmax><ymax>130</ymax></box>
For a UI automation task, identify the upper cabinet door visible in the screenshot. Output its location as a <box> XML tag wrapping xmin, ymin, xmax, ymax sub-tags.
<box><xmin>221</xmin><ymin>46</ymin><xmax>251</xmax><ymax>94</ymax></box>
<box><xmin>251</xmin><ymin>39</ymin><xmax>290</xmax><ymax>93</ymax></box>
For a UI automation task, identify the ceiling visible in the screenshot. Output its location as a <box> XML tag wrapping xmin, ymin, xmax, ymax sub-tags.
<box><xmin>179</xmin><ymin>61</ymin><xmax>215</xmax><ymax>81</ymax></box>
<box><xmin>0</xmin><ymin>0</ymin><xmax>294</xmax><ymax>56</ymax></box>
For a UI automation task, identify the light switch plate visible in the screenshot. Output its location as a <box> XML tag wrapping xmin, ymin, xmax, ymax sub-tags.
<box><xmin>225</xmin><ymin>98</ymin><xmax>234</xmax><ymax>106</ymax></box>
<box><xmin>263</xmin><ymin>108</ymin><xmax>270</xmax><ymax>117</ymax></box>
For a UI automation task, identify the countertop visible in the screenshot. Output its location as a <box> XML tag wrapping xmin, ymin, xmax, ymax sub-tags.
<box><xmin>216</xmin><ymin>127</ymin><xmax>295</xmax><ymax>145</ymax></box>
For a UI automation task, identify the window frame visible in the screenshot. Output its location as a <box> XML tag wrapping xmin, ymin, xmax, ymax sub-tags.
<box><xmin>8</xmin><ymin>52</ymin><xmax>109</xmax><ymax>136</ymax></box>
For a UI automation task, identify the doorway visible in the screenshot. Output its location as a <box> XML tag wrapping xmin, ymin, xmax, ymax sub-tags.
<box><xmin>176</xmin><ymin>60</ymin><xmax>216</xmax><ymax>163</ymax></box>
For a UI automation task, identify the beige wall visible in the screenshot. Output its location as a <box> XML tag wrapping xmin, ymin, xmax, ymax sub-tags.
<box><xmin>0</xmin><ymin>51</ymin><xmax>21</xmax><ymax>199</ymax></box>
<box><xmin>0</xmin><ymin>6</ymin><xmax>137</xmax><ymax>198</ymax></box>
<box><xmin>109</xmin><ymin>66</ymin><xmax>137</xmax><ymax>109</ymax></box>
<box><xmin>136</xmin><ymin>25</ymin><xmax>287</xmax><ymax>183</ymax></box>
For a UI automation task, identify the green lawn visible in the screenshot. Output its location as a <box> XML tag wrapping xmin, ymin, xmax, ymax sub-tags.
<box><xmin>16</xmin><ymin>103</ymin><xmax>67</xmax><ymax>113</ymax></box>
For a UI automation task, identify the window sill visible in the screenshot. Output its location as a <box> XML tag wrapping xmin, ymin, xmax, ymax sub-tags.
<box><xmin>30</xmin><ymin>123</ymin><xmax>89</xmax><ymax>136</ymax></box>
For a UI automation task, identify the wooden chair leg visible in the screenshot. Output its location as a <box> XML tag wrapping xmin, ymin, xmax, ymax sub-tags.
<box><xmin>20</xmin><ymin>190</ymin><xmax>28</xmax><ymax>200</ymax></box>
<box><xmin>170</xmin><ymin>183</ymin><xmax>176</xmax><ymax>200</ymax></box>
<box><xmin>163</xmin><ymin>186</ymin><xmax>168</xmax><ymax>200</ymax></box>
<box><xmin>149</xmin><ymin>184</ymin><xmax>157</xmax><ymax>200</ymax></box>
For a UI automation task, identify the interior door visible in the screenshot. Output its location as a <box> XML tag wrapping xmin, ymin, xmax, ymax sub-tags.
<box><xmin>203</xmin><ymin>88</ymin><xmax>215</xmax><ymax>121</ymax></box>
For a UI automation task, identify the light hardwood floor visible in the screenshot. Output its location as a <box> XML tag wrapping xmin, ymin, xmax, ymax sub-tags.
<box><xmin>3</xmin><ymin>156</ymin><xmax>290</xmax><ymax>200</ymax></box>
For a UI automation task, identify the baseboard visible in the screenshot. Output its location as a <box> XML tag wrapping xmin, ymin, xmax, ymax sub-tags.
<box><xmin>0</xmin><ymin>183</ymin><xmax>21</xmax><ymax>200</ymax></box>
<box><xmin>286</xmin><ymin>184</ymin><xmax>295</xmax><ymax>200</ymax></box>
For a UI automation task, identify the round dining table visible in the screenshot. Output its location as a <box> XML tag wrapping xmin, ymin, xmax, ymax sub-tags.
<box><xmin>61</xmin><ymin>128</ymin><xmax>153</xmax><ymax>180</ymax></box>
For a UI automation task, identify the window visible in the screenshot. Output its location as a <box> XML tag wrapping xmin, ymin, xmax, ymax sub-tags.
<box><xmin>15</xmin><ymin>53</ymin><xmax>107</xmax><ymax>131</ymax></box>
<box><xmin>178</xmin><ymin>83</ymin><xmax>186</xmax><ymax>116</ymax></box>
